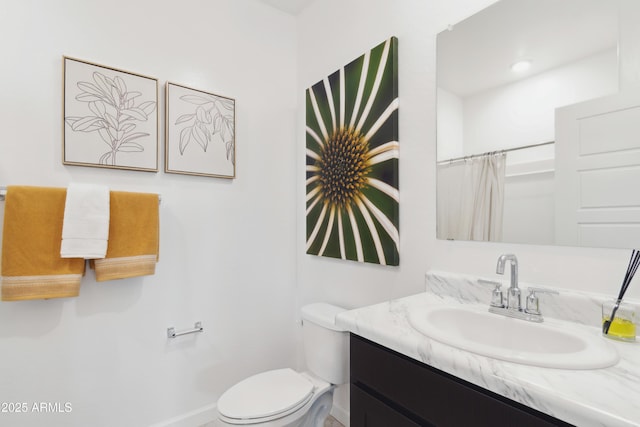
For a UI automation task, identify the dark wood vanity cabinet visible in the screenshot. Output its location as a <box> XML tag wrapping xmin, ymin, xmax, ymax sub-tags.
<box><xmin>350</xmin><ymin>334</ymin><xmax>574</xmax><ymax>427</ymax></box>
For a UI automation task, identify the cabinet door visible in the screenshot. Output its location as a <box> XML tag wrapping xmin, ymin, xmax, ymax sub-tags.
<box><xmin>351</xmin><ymin>384</ymin><xmax>424</xmax><ymax>427</ymax></box>
<box><xmin>350</xmin><ymin>334</ymin><xmax>574</xmax><ymax>427</ymax></box>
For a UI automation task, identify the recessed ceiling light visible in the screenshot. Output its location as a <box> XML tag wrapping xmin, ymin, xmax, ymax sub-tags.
<box><xmin>511</xmin><ymin>60</ymin><xmax>532</xmax><ymax>73</ymax></box>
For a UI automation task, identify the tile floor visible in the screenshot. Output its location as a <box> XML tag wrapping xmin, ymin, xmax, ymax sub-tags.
<box><xmin>324</xmin><ymin>415</ymin><xmax>346</xmax><ymax>427</ymax></box>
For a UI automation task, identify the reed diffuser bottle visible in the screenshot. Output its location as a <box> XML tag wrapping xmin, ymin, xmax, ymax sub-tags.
<box><xmin>602</xmin><ymin>300</ymin><xmax>636</xmax><ymax>342</ymax></box>
<box><xmin>602</xmin><ymin>249</ymin><xmax>639</xmax><ymax>342</ymax></box>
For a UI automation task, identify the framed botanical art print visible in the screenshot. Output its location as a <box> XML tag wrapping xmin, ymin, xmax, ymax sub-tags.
<box><xmin>165</xmin><ymin>82</ymin><xmax>236</xmax><ymax>178</ymax></box>
<box><xmin>305</xmin><ymin>37</ymin><xmax>399</xmax><ymax>266</ymax></box>
<box><xmin>63</xmin><ymin>56</ymin><xmax>159</xmax><ymax>172</ymax></box>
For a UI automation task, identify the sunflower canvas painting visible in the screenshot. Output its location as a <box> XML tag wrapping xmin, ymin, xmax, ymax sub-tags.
<box><xmin>305</xmin><ymin>37</ymin><xmax>399</xmax><ymax>266</ymax></box>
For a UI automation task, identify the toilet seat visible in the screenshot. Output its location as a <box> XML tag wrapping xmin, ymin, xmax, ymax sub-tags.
<box><xmin>217</xmin><ymin>368</ymin><xmax>315</xmax><ymax>425</ymax></box>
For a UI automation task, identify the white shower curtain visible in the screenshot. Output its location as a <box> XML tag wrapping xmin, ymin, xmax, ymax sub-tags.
<box><xmin>437</xmin><ymin>152</ymin><xmax>506</xmax><ymax>241</ymax></box>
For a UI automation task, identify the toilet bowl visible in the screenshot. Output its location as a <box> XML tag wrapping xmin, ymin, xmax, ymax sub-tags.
<box><xmin>216</xmin><ymin>303</ymin><xmax>348</xmax><ymax>427</ymax></box>
<box><xmin>216</xmin><ymin>369</ymin><xmax>333</xmax><ymax>426</ymax></box>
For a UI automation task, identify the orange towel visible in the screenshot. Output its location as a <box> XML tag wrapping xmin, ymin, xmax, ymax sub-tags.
<box><xmin>1</xmin><ymin>186</ymin><xmax>85</xmax><ymax>301</ymax></box>
<box><xmin>92</xmin><ymin>191</ymin><xmax>159</xmax><ymax>281</ymax></box>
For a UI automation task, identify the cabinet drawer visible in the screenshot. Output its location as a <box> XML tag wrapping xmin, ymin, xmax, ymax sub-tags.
<box><xmin>350</xmin><ymin>334</ymin><xmax>573</xmax><ymax>427</ymax></box>
<box><xmin>351</xmin><ymin>384</ymin><xmax>424</xmax><ymax>427</ymax></box>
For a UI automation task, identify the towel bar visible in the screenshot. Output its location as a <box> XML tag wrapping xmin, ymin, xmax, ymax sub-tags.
<box><xmin>0</xmin><ymin>186</ymin><xmax>160</xmax><ymax>203</ymax></box>
<box><xmin>167</xmin><ymin>322</ymin><xmax>203</xmax><ymax>339</ymax></box>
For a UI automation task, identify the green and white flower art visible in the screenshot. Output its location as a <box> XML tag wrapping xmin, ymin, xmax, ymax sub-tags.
<box><xmin>306</xmin><ymin>37</ymin><xmax>399</xmax><ymax>266</ymax></box>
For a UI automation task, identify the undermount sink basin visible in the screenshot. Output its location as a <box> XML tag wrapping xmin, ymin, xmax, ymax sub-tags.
<box><xmin>407</xmin><ymin>304</ymin><xmax>619</xmax><ymax>369</ymax></box>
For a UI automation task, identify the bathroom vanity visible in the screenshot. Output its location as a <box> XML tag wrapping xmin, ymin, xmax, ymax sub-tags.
<box><xmin>336</xmin><ymin>271</ymin><xmax>640</xmax><ymax>427</ymax></box>
<box><xmin>350</xmin><ymin>334</ymin><xmax>571</xmax><ymax>426</ymax></box>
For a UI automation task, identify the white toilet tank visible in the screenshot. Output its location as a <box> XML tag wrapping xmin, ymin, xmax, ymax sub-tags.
<box><xmin>300</xmin><ymin>303</ymin><xmax>349</xmax><ymax>385</ymax></box>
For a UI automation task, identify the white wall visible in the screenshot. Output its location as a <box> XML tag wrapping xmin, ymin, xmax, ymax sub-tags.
<box><xmin>296</xmin><ymin>0</ymin><xmax>640</xmax><ymax>421</ymax></box>
<box><xmin>0</xmin><ymin>1</ymin><xmax>297</xmax><ymax>426</ymax></box>
<box><xmin>464</xmin><ymin>48</ymin><xmax>618</xmax><ymax>161</ymax></box>
<box><xmin>436</xmin><ymin>87</ymin><xmax>464</xmax><ymax>161</ymax></box>
<box><xmin>619</xmin><ymin>0</ymin><xmax>640</xmax><ymax>90</ymax></box>
<box><xmin>502</xmin><ymin>172</ymin><xmax>555</xmax><ymax>244</ymax></box>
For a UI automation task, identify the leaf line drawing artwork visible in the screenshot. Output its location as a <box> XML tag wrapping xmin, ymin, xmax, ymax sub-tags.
<box><xmin>63</xmin><ymin>57</ymin><xmax>159</xmax><ymax>172</ymax></box>
<box><xmin>165</xmin><ymin>82</ymin><xmax>236</xmax><ymax>178</ymax></box>
<box><xmin>175</xmin><ymin>93</ymin><xmax>235</xmax><ymax>165</ymax></box>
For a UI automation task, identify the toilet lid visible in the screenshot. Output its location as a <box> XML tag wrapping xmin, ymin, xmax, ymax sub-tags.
<box><xmin>218</xmin><ymin>368</ymin><xmax>315</xmax><ymax>422</ymax></box>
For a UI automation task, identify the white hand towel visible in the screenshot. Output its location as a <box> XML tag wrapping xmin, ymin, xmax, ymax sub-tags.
<box><xmin>61</xmin><ymin>183</ymin><xmax>110</xmax><ymax>259</ymax></box>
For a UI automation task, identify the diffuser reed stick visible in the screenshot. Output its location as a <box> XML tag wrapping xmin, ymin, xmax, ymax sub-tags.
<box><xmin>603</xmin><ymin>249</ymin><xmax>640</xmax><ymax>335</ymax></box>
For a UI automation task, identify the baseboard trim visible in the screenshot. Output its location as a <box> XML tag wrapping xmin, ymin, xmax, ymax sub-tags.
<box><xmin>149</xmin><ymin>402</ymin><xmax>217</xmax><ymax>427</ymax></box>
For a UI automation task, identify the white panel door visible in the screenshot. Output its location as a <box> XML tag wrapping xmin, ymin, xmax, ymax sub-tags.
<box><xmin>555</xmin><ymin>89</ymin><xmax>640</xmax><ymax>248</ymax></box>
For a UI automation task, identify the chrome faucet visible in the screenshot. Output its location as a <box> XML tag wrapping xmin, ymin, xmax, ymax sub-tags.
<box><xmin>483</xmin><ymin>254</ymin><xmax>558</xmax><ymax>322</ymax></box>
<box><xmin>496</xmin><ymin>254</ymin><xmax>520</xmax><ymax>310</ymax></box>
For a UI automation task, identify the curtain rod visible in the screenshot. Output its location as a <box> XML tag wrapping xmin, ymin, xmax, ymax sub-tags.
<box><xmin>437</xmin><ymin>140</ymin><xmax>555</xmax><ymax>164</ymax></box>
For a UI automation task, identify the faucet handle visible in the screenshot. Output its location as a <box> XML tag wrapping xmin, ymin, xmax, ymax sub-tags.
<box><xmin>479</xmin><ymin>279</ymin><xmax>504</xmax><ymax>308</ymax></box>
<box><xmin>525</xmin><ymin>287</ymin><xmax>559</xmax><ymax>315</ymax></box>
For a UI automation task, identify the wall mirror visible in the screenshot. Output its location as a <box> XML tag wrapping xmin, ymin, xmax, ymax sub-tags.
<box><xmin>436</xmin><ymin>0</ymin><xmax>640</xmax><ymax>249</ymax></box>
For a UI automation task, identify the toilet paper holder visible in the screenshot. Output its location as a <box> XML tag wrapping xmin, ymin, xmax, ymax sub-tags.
<box><xmin>167</xmin><ymin>322</ymin><xmax>203</xmax><ymax>339</ymax></box>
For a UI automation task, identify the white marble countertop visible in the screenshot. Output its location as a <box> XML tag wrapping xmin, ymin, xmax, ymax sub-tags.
<box><xmin>336</xmin><ymin>271</ymin><xmax>640</xmax><ymax>427</ymax></box>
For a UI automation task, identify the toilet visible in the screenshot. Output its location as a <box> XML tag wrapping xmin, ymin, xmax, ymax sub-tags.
<box><xmin>216</xmin><ymin>303</ymin><xmax>349</xmax><ymax>427</ymax></box>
